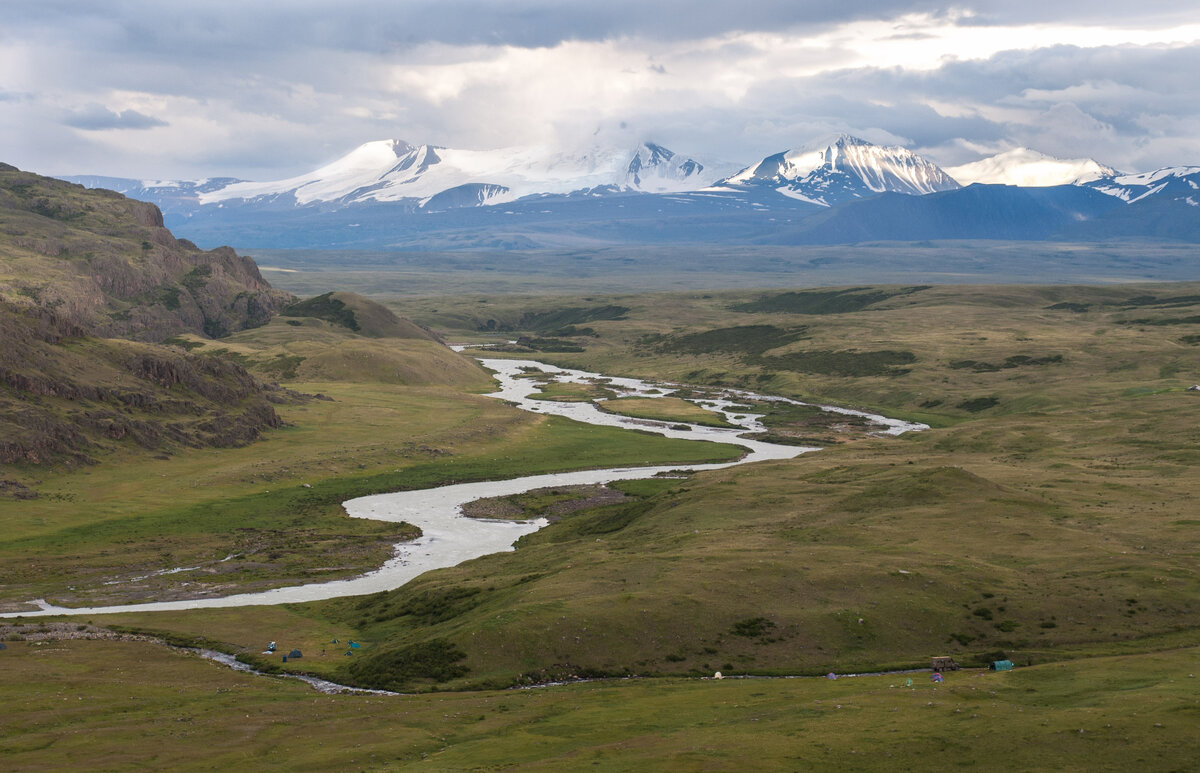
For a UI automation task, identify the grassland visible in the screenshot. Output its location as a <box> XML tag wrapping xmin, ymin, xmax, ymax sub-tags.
<box><xmin>0</xmin><ymin>635</ymin><xmax>1196</xmax><ymax>771</ymax></box>
<box><xmin>597</xmin><ymin>396</ymin><xmax>736</xmax><ymax>427</ymax></box>
<box><xmin>0</xmin><ymin>313</ymin><xmax>741</xmax><ymax>614</ymax></box>
<box><xmin>257</xmin><ymin>281</ymin><xmax>1200</xmax><ymax>690</ymax></box>
<box><xmin>251</xmin><ymin>241</ymin><xmax>1200</xmax><ymax>299</ymax></box>
<box><xmin>5</xmin><ymin>277</ymin><xmax>1200</xmax><ymax>767</ymax></box>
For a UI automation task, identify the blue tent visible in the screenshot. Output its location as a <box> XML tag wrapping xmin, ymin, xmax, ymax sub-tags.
<box><xmin>991</xmin><ymin>659</ymin><xmax>1014</xmax><ymax>671</ymax></box>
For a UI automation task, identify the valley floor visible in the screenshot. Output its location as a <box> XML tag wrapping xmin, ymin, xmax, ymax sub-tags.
<box><xmin>1</xmin><ymin>633</ymin><xmax>1196</xmax><ymax>771</ymax></box>
<box><xmin>5</xmin><ymin>278</ymin><xmax>1200</xmax><ymax>768</ymax></box>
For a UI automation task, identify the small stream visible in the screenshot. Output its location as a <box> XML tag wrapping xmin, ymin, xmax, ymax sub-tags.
<box><xmin>187</xmin><ymin>647</ymin><xmax>401</xmax><ymax>696</ymax></box>
<box><xmin>0</xmin><ymin>357</ymin><xmax>925</xmax><ymax>619</ymax></box>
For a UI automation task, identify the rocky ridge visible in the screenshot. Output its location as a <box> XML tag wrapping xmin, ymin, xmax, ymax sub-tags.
<box><xmin>0</xmin><ymin>165</ymin><xmax>296</xmax><ymax>467</ymax></box>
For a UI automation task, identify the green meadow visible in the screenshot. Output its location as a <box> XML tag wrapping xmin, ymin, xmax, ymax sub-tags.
<box><xmin>0</xmin><ymin>634</ymin><xmax>1196</xmax><ymax>771</ymax></box>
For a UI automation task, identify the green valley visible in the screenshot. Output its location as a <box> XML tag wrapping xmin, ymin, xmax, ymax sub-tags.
<box><xmin>3</xmin><ymin>167</ymin><xmax>1199</xmax><ymax>770</ymax></box>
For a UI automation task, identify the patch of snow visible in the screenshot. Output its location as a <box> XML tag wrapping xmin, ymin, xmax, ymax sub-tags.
<box><xmin>944</xmin><ymin>148</ymin><xmax>1117</xmax><ymax>187</ymax></box>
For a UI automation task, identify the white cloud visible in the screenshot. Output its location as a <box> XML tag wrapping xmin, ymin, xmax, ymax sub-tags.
<box><xmin>3</xmin><ymin>3</ymin><xmax>1200</xmax><ymax>178</ymax></box>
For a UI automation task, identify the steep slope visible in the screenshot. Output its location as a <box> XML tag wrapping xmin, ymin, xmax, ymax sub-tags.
<box><xmin>0</xmin><ymin>164</ymin><xmax>291</xmax><ymax>341</ymax></box>
<box><xmin>0</xmin><ymin>304</ymin><xmax>284</xmax><ymax>466</ymax></box>
<box><xmin>766</xmin><ymin>183</ymin><xmax>1123</xmax><ymax>244</ymax></box>
<box><xmin>1083</xmin><ymin>166</ymin><xmax>1200</xmax><ymax>204</ymax></box>
<box><xmin>0</xmin><ymin>165</ymin><xmax>301</xmax><ymax>465</ymax></box>
<box><xmin>714</xmin><ymin>134</ymin><xmax>960</xmax><ymax>205</ymax></box>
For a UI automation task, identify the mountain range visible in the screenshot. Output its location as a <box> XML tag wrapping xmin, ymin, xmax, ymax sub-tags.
<box><xmin>63</xmin><ymin>135</ymin><xmax>1200</xmax><ymax>249</ymax></box>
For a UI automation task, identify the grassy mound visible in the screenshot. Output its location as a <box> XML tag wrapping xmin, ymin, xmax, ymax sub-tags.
<box><xmin>283</xmin><ymin>291</ymin><xmax>439</xmax><ymax>340</ymax></box>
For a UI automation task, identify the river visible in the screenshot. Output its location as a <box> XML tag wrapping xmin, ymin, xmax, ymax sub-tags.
<box><xmin>0</xmin><ymin>357</ymin><xmax>925</xmax><ymax>619</ymax></box>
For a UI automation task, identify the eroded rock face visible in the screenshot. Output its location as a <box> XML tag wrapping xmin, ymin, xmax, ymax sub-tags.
<box><xmin>0</xmin><ymin>307</ymin><xmax>286</xmax><ymax>466</ymax></box>
<box><xmin>0</xmin><ymin>167</ymin><xmax>303</xmax><ymax>466</ymax></box>
<box><xmin>0</xmin><ymin>165</ymin><xmax>293</xmax><ymax>342</ymax></box>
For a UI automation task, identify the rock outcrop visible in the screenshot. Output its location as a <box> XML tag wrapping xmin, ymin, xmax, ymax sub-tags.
<box><xmin>0</xmin><ymin>165</ymin><xmax>296</xmax><ymax>465</ymax></box>
<box><xmin>0</xmin><ymin>164</ymin><xmax>291</xmax><ymax>342</ymax></box>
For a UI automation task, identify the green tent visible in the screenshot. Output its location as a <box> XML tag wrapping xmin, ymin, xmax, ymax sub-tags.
<box><xmin>991</xmin><ymin>659</ymin><xmax>1014</xmax><ymax>671</ymax></box>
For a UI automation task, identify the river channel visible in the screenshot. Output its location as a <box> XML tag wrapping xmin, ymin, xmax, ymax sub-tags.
<box><xmin>1</xmin><ymin>357</ymin><xmax>925</xmax><ymax>619</ymax></box>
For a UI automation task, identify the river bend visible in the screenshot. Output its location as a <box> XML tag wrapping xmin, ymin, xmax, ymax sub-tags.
<box><xmin>1</xmin><ymin>358</ymin><xmax>925</xmax><ymax>618</ymax></box>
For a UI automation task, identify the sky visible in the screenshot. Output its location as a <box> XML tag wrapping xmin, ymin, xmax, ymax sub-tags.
<box><xmin>2</xmin><ymin>1</ymin><xmax>1199</xmax><ymax>181</ymax></box>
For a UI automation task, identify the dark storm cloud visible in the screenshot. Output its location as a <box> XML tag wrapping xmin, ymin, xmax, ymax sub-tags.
<box><xmin>9</xmin><ymin>0</ymin><xmax>1196</xmax><ymax>53</ymax></box>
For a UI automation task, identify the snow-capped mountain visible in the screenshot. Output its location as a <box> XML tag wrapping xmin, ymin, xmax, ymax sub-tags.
<box><xmin>713</xmin><ymin>135</ymin><xmax>960</xmax><ymax>206</ymax></box>
<box><xmin>622</xmin><ymin>142</ymin><xmax>712</xmax><ymax>192</ymax></box>
<box><xmin>945</xmin><ymin>148</ymin><xmax>1117</xmax><ymax>187</ymax></box>
<box><xmin>58</xmin><ymin>133</ymin><xmax>1199</xmax><ymax>250</ymax></box>
<box><xmin>191</xmin><ymin>139</ymin><xmax>716</xmax><ymax>209</ymax></box>
<box><xmin>1082</xmin><ymin>167</ymin><xmax>1200</xmax><ymax>206</ymax></box>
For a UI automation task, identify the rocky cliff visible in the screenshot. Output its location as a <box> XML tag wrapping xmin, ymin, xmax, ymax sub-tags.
<box><xmin>0</xmin><ymin>165</ymin><xmax>294</xmax><ymax>469</ymax></box>
<box><xmin>0</xmin><ymin>164</ymin><xmax>291</xmax><ymax>342</ymax></box>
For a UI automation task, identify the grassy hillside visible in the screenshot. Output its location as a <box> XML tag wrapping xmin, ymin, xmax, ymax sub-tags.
<box><xmin>172</xmin><ymin>313</ymin><xmax>489</xmax><ymax>389</ymax></box>
<box><xmin>282</xmin><ymin>291</ymin><xmax>440</xmax><ymax>341</ymax></box>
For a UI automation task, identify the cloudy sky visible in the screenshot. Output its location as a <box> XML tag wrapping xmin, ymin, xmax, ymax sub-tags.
<box><xmin>3</xmin><ymin>1</ymin><xmax>1198</xmax><ymax>180</ymax></box>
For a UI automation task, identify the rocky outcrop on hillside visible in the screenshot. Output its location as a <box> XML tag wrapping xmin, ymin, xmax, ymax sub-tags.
<box><xmin>0</xmin><ymin>306</ymin><xmax>286</xmax><ymax>465</ymax></box>
<box><xmin>0</xmin><ymin>165</ymin><xmax>300</xmax><ymax>466</ymax></box>
<box><xmin>0</xmin><ymin>165</ymin><xmax>291</xmax><ymax>341</ymax></box>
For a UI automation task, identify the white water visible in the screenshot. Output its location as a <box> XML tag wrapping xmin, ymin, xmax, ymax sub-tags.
<box><xmin>0</xmin><ymin>358</ymin><xmax>924</xmax><ymax>618</ymax></box>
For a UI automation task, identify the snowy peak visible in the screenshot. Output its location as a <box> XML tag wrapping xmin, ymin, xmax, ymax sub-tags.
<box><xmin>1083</xmin><ymin>166</ymin><xmax>1200</xmax><ymax>206</ymax></box>
<box><xmin>939</xmin><ymin>148</ymin><xmax>1199</xmax><ymax>207</ymax></box>
<box><xmin>718</xmin><ymin>135</ymin><xmax>959</xmax><ymax>206</ymax></box>
<box><xmin>945</xmin><ymin>148</ymin><xmax>1118</xmax><ymax>187</ymax></box>
<box><xmin>199</xmin><ymin>139</ymin><xmax>428</xmax><ymax>206</ymax></box>
<box><xmin>623</xmin><ymin>142</ymin><xmax>707</xmax><ymax>192</ymax></box>
<box><xmin>194</xmin><ymin>139</ymin><xmax>715</xmax><ymax>207</ymax></box>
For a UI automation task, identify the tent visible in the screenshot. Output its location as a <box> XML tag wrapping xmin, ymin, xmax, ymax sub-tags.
<box><xmin>349</xmin><ymin>641</ymin><xmax>361</xmax><ymax>649</ymax></box>
<box><xmin>991</xmin><ymin>659</ymin><xmax>1014</xmax><ymax>671</ymax></box>
<box><xmin>288</xmin><ymin>649</ymin><xmax>303</xmax><ymax>659</ymax></box>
